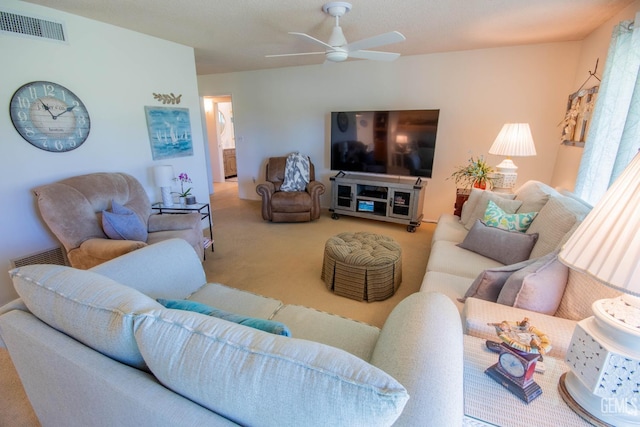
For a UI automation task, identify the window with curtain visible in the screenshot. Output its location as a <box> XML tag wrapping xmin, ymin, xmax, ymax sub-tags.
<box><xmin>574</xmin><ymin>12</ymin><xmax>640</xmax><ymax>206</ymax></box>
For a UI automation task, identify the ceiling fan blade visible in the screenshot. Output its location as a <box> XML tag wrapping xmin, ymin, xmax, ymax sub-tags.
<box><xmin>265</xmin><ymin>51</ymin><xmax>325</xmax><ymax>58</ymax></box>
<box><xmin>348</xmin><ymin>50</ymin><xmax>401</xmax><ymax>61</ymax></box>
<box><xmin>346</xmin><ymin>31</ymin><xmax>406</xmax><ymax>53</ymax></box>
<box><xmin>289</xmin><ymin>32</ymin><xmax>334</xmax><ymax>50</ymax></box>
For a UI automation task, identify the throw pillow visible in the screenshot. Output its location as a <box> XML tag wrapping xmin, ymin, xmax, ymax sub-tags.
<box><xmin>10</xmin><ymin>264</ymin><xmax>161</xmax><ymax>369</ymax></box>
<box><xmin>526</xmin><ymin>195</ymin><xmax>591</xmax><ymax>259</ymax></box>
<box><xmin>157</xmin><ymin>298</ymin><xmax>291</xmax><ymax>336</ymax></box>
<box><xmin>458</xmin><ymin>257</ymin><xmax>537</xmax><ymax>303</ymax></box>
<box><xmin>458</xmin><ymin>220</ymin><xmax>539</xmax><ymax>265</ymax></box>
<box><xmin>111</xmin><ymin>199</ymin><xmax>133</xmax><ymax>215</ymax></box>
<box><xmin>554</xmin><ymin>269</ymin><xmax>621</xmax><ymax>321</ymax></box>
<box><xmin>134</xmin><ymin>309</ymin><xmax>409</xmax><ymax>427</ymax></box>
<box><xmin>483</xmin><ymin>200</ymin><xmax>538</xmax><ymax>232</ymax></box>
<box><xmin>464</xmin><ymin>191</ymin><xmax>522</xmax><ymax>230</ymax></box>
<box><xmin>102</xmin><ymin>200</ymin><xmax>148</xmax><ymax>242</ymax></box>
<box><xmin>514</xmin><ymin>181</ymin><xmax>555</xmax><ymax>214</ymax></box>
<box><xmin>497</xmin><ymin>251</ymin><xmax>569</xmax><ymax>315</ymax></box>
<box><xmin>460</xmin><ymin>188</ymin><xmax>518</xmax><ymax>225</ymax></box>
<box><xmin>459</xmin><ymin>188</ymin><xmax>483</xmax><ymax>224</ymax></box>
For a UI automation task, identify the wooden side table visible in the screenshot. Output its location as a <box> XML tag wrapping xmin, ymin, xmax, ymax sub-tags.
<box><xmin>463</xmin><ymin>335</ymin><xmax>589</xmax><ymax>426</ymax></box>
<box><xmin>151</xmin><ymin>202</ymin><xmax>214</xmax><ymax>258</ymax></box>
<box><xmin>454</xmin><ymin>188</ymin><xmax>471</xmax><ymax>217</ymax></box>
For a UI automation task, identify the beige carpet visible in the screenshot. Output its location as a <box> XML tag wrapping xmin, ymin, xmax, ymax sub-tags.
<box><xmin>0</xmin><ymin>181</ymin><xmax>435</xmax><ymax>425</ymax></box>
<box><xmin>0</xmin><ymin>348</ymin><xmax>39</xmax><ymax>426</ymax></box>
<box><xmin>205</xmin><ymin>181</ymin><xmax>435</xmax><ymax>328</ymax></box>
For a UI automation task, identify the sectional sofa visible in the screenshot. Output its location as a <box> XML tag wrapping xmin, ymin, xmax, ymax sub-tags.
<box><xmin>0</xmin><ymin>239</ymin><xmax>464</xmax><ymax>427</ymax></box>
<box><xmin>421</xmin><ymin>180</ymin><xmax>620</xmax><ymax>358</ymax></box>
<box><xmin>0</xmin><ymin>180</ymin><xmax>614</xmax><ymax>426</ymax></box>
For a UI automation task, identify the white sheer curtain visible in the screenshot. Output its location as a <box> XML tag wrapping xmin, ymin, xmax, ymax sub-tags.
<box><xmin>574</xmin><ymin>12</ymin><xmax>640</xmax><ymax>205</ymax></box>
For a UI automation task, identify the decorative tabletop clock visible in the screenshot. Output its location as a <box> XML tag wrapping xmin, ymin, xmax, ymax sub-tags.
<box><xmin>9</xmin><ymin>81</ymin><xmax>91</xmax><ymax>152</ymax></box>
<box><xmin>485</xmin><ymin>318</ymin><xmax>551</xmax><ymax>403</ymax></box>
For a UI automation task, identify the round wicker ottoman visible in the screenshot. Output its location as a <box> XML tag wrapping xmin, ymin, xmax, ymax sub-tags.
<box><xmin>321</xmin><ymin>232</ymin><xmax>402</xmax><ymax>302</ymax></box>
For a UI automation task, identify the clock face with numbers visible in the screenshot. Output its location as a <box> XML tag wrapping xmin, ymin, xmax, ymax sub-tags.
<box><xmin>9</xmin><ymin>81</ymin><xmax>91</xmax><ymax>152</ymax></box>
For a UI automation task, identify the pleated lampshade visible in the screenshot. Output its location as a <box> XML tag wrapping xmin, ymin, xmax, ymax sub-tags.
<box><xmin>489</xmin><ymin>123</ymin><xmax>537</xmax><ymax>158</ymax></box>
<box><xmin>559</xmin><ymin>151</ymin><xmax>640</xmax><ymax>296</ymax></box>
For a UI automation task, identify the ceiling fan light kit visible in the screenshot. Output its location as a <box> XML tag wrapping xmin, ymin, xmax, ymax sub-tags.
<box><xmin>326</xmin><ymin>49</ymin><xmax>348</xmax><ymax>62</ymax></box>
<box><xmin>322</xmin><ymin>2</ymin><xmax>352</xmax><ymax>17</ymax></box>
<box><xmin>266</xmin><ymin>2</ymin><xmax>405</xmax><ymax>64</ymax></box>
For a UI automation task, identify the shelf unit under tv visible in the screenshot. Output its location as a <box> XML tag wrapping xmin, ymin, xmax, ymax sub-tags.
<box><xmin>329</xmin><ymin>172</ymin><xmax>426</xmax><ymax>232</ymax></box>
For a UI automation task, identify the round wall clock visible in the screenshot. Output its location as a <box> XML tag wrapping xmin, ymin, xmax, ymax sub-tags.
<box><xmin>9</xmin><ymin>81</ymin><xmax>91</xmax><ymax>152</ymax></box>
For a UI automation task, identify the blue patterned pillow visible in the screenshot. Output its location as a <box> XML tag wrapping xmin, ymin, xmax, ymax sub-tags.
<box><xmin>156</xmin><ymin>298</ymin><xmax>292</xmax><ymax>337</ymax></box>
<box><xmin>102</xmin><ymin>200</ymin><xmax>148</xmax><ymax>241</ymax></box>
<box><xmin>483</xmin><ymin>200</ymin><xmax>537</xmax><ymax>232</ymax></box>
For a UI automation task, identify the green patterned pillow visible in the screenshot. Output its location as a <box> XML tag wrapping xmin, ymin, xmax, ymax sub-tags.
<box><xmin>483</xmin><ymin>199</ymin><xmax>537</xmax><ymax>232</ymax></box>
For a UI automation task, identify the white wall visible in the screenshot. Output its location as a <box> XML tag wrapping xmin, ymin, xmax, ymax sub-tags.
<box><xmin>0</xmin><ymin>0</ymin><xmax>208</xmax><ymax>305</ymax></box>
<box><xmin>198</xmin><ymin>42</ymin><xmax>581</xmax><ymax>220</ymax></box>
<box><xmin>551</xmin><ymin>0</ymin><xmax>640</xmax><ymax>190</ymax></box>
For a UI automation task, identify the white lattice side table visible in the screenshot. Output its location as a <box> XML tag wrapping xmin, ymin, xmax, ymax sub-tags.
<box><xmin>463</xmin><ymin>335</ymin><xmax>589</xmax><ymax>426</ymax></box>
<box><xmin>560</xmin><ymin>304</ymin><xmax>640</xmax><ymax>426</ymax></box>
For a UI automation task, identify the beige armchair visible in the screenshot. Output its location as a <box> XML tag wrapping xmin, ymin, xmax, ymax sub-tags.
<box><xmin>34</xmin><ymin>172</ymin><xmax>204</xmax><ymax>269</ymax></box>
<box><xmin>256</xmin><ymin>156</ymin><xmax>325</xmax><ymax>222</ymax></box>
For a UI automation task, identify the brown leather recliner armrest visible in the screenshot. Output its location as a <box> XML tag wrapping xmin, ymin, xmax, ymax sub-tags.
<box><xmin>307</xmin><ymin>181</ymin><xmax>326</xmax><ymax>220</ymax></box>
<box><xmin>256</xmin><ymin>182</ymin><xmax>276</xmax><ymax>220</ymax></box>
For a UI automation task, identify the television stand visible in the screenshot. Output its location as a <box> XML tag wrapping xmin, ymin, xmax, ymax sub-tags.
<box><xmin>329</xmin><ymin>172</ymin><xmax>426</xmax><ymax>232</ymax></box>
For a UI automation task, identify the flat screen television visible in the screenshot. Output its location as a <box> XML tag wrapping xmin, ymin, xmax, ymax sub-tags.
<box><xmin>330</xmin><ymin>110</ymin><xmax>439</xmax><ymax>178</ymax></box>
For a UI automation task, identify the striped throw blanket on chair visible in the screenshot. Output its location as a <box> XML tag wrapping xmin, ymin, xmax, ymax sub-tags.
<box><xmin>280</xmin><ymin>152</ymin><xmax>310</xmax><ymax>192</ymax></box>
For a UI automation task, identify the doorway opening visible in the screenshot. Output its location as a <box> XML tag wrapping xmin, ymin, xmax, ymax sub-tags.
<box><xmin>204</xmin><ymin>95</ymin><xmax>237</xmax><ymax>196</ymax></box>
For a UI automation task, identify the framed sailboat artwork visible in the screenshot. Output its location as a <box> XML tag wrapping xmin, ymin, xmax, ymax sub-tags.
<box><xmin>145</xmin><ymin>106</ymin><xmax>194</xmax><ymax>160</ymax></box>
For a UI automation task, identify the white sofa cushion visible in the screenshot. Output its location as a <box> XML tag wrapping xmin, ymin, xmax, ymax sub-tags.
<box><xmin>188</xmin><ymin>282</ymin><xmax>283</xmax><ymax>319</ymax></box>
<box><xmin>514</xmin><ymin>180</ymin><xmax>557</xmax><ymax>213</ymax></box>
<box><xmin>270</xmin><ymin>304</ymin><xmax>380</xmax><ymax>361</ymax></box>
<box><xmin>10</xmin><ymin>264</ymin><xmax>160</xmax><ymax>369</ymax></box>
<box><xmin>432</xmin><ymin>213</ymin><xmax>468</xmax><ymax>244</ymax></box>
<box><xmin>427</xmin><ymin>240</ymin><xmax>504</xmax><ymax>279</ymax></box>
<box><xmin>90</xmin><ymin>238</ymin><xmax>206</xmax><ymax>300</ymax></box>
<box><xmin>370</xmin><ymin>292</ymin><xmax>464</xmax><ymax>427</ymax></box>
<box><xmin>134</xmin><ymin>308</ymin><xmax>409</xmax><ymax>427</ymax></box>
<box><xmin>463</xmin><ymin>297</ymin><xmax>578</xmax><ymax>358</ymax></box>
<box><xmin>526</xmin><ymin>196</ymin><xmax>591</xmax><ymax>259</ymax></box>
<box><xmin>419</xmin><ymin>271</ymin><xmax>473</xmax><ymax>313</ymax></box>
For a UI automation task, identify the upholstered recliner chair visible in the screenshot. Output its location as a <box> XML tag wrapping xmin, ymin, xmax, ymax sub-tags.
<box><xmin>34</xmin><ymin>172</ymin><xmax>204</xmax><ymax>269</ymax></box>
<box><xmin>256</xmin><ymin>156</ymin><xmax>325</xmax><ymax>222</ymax></box>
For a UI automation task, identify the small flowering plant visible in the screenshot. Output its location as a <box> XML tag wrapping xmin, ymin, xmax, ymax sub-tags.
<box><xmin>173</xmin><ymin>172</ymin><xmax>192</xmax><ymax>197</ymax></box>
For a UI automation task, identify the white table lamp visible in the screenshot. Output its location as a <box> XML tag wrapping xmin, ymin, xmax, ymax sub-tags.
<box><xmin>153</xmin><ymin>165</ymin><xmax>174</xmax><ymax>207</ymax></box>
<box><xmin>558</xmin><ymin>151</ymin><xmax>640</xmax><ymax>426</ymax></box>
<box><xmin>488</xmin><ymin>123</ymin><xmax>536</xmax><ymax>191</ymax></box>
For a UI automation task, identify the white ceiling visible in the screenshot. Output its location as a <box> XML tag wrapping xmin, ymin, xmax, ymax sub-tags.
<box><xmin>24</xmin><ymin>0</ymin><xmax>635</xmax><ymax>75</ymax></box>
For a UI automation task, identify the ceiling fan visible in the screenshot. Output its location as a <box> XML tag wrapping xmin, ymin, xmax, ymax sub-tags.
<box><xmin>266</xmin><ymin>2</ymin><xmax>406</xmax><ymax>63</ymax></box>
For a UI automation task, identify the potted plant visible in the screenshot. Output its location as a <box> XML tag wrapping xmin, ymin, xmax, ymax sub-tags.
<box><xmin>450</xmin><ymin>155</ymin><xmax>494</xmax><ymax>190</ymax></box>
<box><xmin>449</xmin><ymin>156</ymin><xmax>494</xmax><ymax>216</ymax></box>
<box><xmin>173</xmin><ymin>172</ymin><xmax>195</xmax><ymax>205</ymax></box>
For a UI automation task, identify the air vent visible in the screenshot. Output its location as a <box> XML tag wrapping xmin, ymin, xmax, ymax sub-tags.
<box><xmin>11</xmin><ymin>247</ymin><xmax>69</xmax><ymax>269</ymax></box>
<box><xmin>0</xmin><ymin>10</ymin><xmax>66</xmax><ymax>42</ymax></box>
